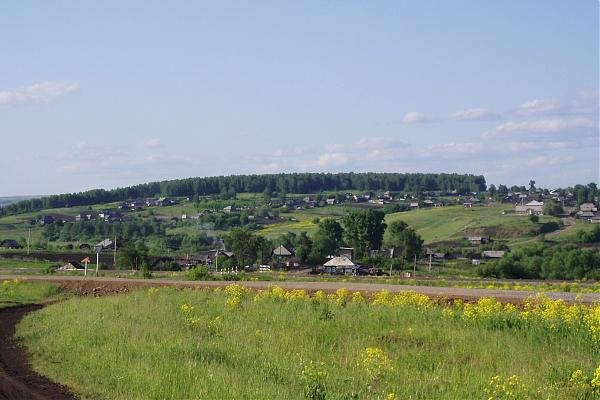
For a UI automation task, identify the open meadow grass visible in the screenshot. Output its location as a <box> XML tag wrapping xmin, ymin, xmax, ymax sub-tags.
<box><xmin>17</xmin><ymin>286</ymin><xmax>599</xmax><ymax>399</ymax></box>
<box><xmin>385</xmin><ymin>205</ymin><xmax>559</xmax><ymax>245</ymax></box>
<box><xmin>0</xmin><ymin>279</ymin><xmax>61</xmax><ymax>308</ymax></box>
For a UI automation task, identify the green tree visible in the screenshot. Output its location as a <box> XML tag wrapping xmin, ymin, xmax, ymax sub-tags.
<box><xmin>385</xmin><ymin>221</ymin><xmax>423</xmax><ymax>262</ymax></box>
<box><xmin>543</xmin><ymin>200</ymin><xmax>564</xmax><ymax>216</ymax></box>
<box><xmin>342</xmin><ymin>209</ymin><xmax>386</xmax><ymax>259</ymax></box>
<box><xmin>116</xmin><ymin>241</ymin><xmax>149</xmax><ymax>270</ymax></box>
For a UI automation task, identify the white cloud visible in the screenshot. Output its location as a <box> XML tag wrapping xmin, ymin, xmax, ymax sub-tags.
<box><xmin>484</xmin><ymin>117</ymin><xmax>597</xmax><ymax>138</ymax></box>
<box><xmin>145</xmin><ymin>138</ymin><xmax>162</xmax><ymax>148</ymax></box>
<box><xmin>402</xmin><ymin>111</ymin><xmax>437</xmax><ymax>124</ymax></box>
<box><xmin>314</xmin><ymin>152</ymin><xmax>350</xmax><ymax>167</ymax></box>
<box><xmin>527</xmin><ymin>155</ymin><xmax>573</xmax><ymax>167</ymax></box>
<box><xmin>516</xmin><ymin>99</ymin><xmax>563</xmax><ymax>116</ymax></box>
<box><xmin>450</xmin><ymin>108</ymin><xmax>500</xmax><ymax>121</ymax></box>
<box><xmin>0</xmin><ymin>81</ymin><xmax>79</xmax><ymax>106</ymax></box>
<box><xmin>514</xmin><ymin>91</ymin><xmax>599</xmax><ymax>117</ymax></box>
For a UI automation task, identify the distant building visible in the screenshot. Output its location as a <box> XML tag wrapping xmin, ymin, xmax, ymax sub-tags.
<box><xmin>468</xmin><ymin>236</ymin><xmax>489</xmax><ymax>245</ymax></box>
<box><xmin>0</xmin><ymin>239</ymin><xmax>22</xmax><ymax>249</ymax></box>
<box><xmin>323</xmin><ymin>256</ymin><xmax>358</xmax><ymax>275</ymax></box>
<box><xmin>515</xmin><ymin>201</ymin><xmax>544</xmax><ymax>216</ymax></box>
<box><xmin>580</xmin><ymin>203</ymin><xmax>598</xmax><ymax>213</ymax></box>
<box><xmin>482</xmin><ymin>250</ymin><xmax>506</xmax><ymax>259</ymax></box>
<box><xmin>58</xmin><ymin>261</ymin><xmax>84</xmax><ymax>271</ymax></box>
<box><xmin>40</xmin><ymin>215</ymin><xmax>55</xmax><ymax>225</ymax></box>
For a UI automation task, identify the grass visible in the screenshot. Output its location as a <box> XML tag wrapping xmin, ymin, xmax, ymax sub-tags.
<box><xmin>385</xmin><ymin>205</ymin><xmax>560</xmax><ymax>245</ymax></box>
<box><xmin>17</xmin><ymin>287</ymin><xmax>599</xmax><ymax>399</ymax></box>
<box><xmin>0</xmin><ymin>279</ymin><xmax>61</xmax><ymax>308</ymax></box>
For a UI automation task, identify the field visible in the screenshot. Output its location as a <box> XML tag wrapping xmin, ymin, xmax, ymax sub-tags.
<box><xmin>16</xmin><ymin>285</ymin><xmax>600</xmax><ymax>399</ymax></box>
<box><xmin>384</xmin><ymin>205</ymin><xmax>561</xmax><ymax>245</ymax></box>
<box><xmin>0</xmin><ymin>279</ymin><xmax>61</xmax><ymax>308</ymax></box>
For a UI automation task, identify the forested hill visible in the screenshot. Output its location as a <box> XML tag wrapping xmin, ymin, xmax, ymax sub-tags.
<box><xmin>0</xmin><ymin>172</ymin><xmax>486</xmax><ymax>215</ymax></box>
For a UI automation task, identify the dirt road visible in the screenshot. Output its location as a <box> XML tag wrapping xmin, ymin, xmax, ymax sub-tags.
<box><xmin>0</xmin><ymin>304</ymin><xmax>76</xmax><ymax>400</ymax></box>
<box><xmin>2</xmin><ymin>274</ymin><xmax>599</xmax><ymax>304</ymax></box>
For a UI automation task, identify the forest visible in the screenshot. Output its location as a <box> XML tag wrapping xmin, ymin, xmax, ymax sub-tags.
<box><xmin>0</xmin><ymin>172</ymin><xmax>486</xmax><ymax>215</ymax></box>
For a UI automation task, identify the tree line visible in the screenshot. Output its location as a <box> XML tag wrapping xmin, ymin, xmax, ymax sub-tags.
<box><xmin>222</xmin><ymin>209</ymin><xmax>423</xmax><ymax>269</ymax></box>
<box><xmin>477</xmin><ymin>243</ymin><xmax>600</xmax><ymax>280</ymax></box>
<box><xmin>0</xmin><ymin>172</ymin><xmax>486</xmax><ymax>216</ymax></box>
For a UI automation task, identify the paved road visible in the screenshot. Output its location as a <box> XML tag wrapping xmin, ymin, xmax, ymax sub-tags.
<box><xmin>2</xmin><ymin>274</ymin><xmax>599</xmax><ymax>304</ymax></box>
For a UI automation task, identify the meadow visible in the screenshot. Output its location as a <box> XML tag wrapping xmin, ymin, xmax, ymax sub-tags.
<box><xmin>0</xmin><ymin>279</ymin><xmax>61</xmax><ymax>308</ymax></box>
<box><xmin>17</xmin><ymin>285</ymin><xmax>600</xmax><ymax>399</ymax></box>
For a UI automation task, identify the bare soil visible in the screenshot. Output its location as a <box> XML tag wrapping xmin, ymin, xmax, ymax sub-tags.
<box><xmin>0</xmin><ymin>304</ymin><xmax>76</xmax><ymax>400</ymax></box>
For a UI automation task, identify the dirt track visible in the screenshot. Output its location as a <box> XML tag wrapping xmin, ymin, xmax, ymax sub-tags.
<box><xmin>0</xmin><ymin>304</ymin><xmax>76</xmax><ymax>400</ymax></box>
<box><xmin>2</xmin><ymin>274</ymin><xmax>599</xmax><ymax>304</ymax></box>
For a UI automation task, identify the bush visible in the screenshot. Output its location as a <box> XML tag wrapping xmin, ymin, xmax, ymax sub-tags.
<box><xmin>187</xmin><ymin>266</ymin><xmax>209</xmax><ymax>281</ymax></box>
<box><xmin>538</xmin><ymin>222</ymin><xmax>560</xmax><ymax>234</ymax></box>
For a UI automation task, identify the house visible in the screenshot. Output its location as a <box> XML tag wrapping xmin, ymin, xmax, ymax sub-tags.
<box><xmin>323</xmin><ymin>256</ymin><xmax>358</xmax><ymax>275</ymax></box>
<box><xmin>192</xmin><ymin>249</ymin><xmax>234</xmax><ymax>265</ymax></box>
<box><xmin>273</xmin><ymin>245</ymin><xmax>293</xmax><ymax>258</ymax></box>
<box><xmin>223</xmin><ymin>205</ymin><xmax>235</xmax><ymax>213</ymax></box>
<box><xmin>40</xmin><ymin>215</ymin><xmax>55</xmax><ymax>225</ymax></box>
<box><xmin>591</xmin><ymin>216</ymin><xmax>600</xmax><ymax>224</ymax></box>
<box><xmin>468</xmin><ymin>236</ymin><xmax>489</xmax><ymax>245</ymax></box>
<box><xmin>75</xmin><ymin>213</ymin><xmax>93</xmax><ymax>222</ymax></box>
<box><xmin>326</xmin><ymin>198</ymin><xmax>336</xmax><ymax>205</ymax></box>
<box><xmin>463</xmin><ymin>202</ymin><xmax>473</xmax><ymax>208</ymax></box>
<box><xmin>580</xmin><ymin>203</ymin><xmax>598</xmax><ymax>213</ymax></box>
<box><xmin>423</xmin><ymin>200</ymin><xmax>434</xmax><ymax>207</ymax></box>
<box><xmin>98</xmin><ymin>210</ymin><xmax>121</xmax><ymax>222</ymax></box>
<box><xmin>409</xmin><ymin>202</ymin><xmax>419</xmax><ymax>209</ymax></box>
<box><xmin>0</xmin><ymin>239</ymin><xmax>22</xmax><ymax>249</ymax></box>
<box><xmin>577</xmin><ymin>211</ymin><xmax>596</xmax><ymax>220</ymax></box>
<box><xmin>273</xmin><ymin>245</ymin><xmax>295</xmax><ymax>267</ymax></box>
<box><xmin>58</xmin><ymin>261</ymin><xmax>84</xmax><ymax>271</ymax></box>
<box><xmin>425</xmin><ymin>248</ymin><xmax>447</xmax><ymax>260</ymax></box>
<box><xmin>482</xmin><ymin>250</ymin><xmax>505</xmax><ymax>259</ymax></box>
<box><xmin>157</xmin><ymin>197</ymin><xmax>175</xmax><ymax>207</ymax></box>
<box><xmin>181</xmin><ymin>214</ymin><xmax>188</xmax><ymax>220</ymax></box>
<box><xmin>130</xmin><ymin>199</ymin><xmax>145</xmax><ymax>210</ymax></box>
<box><xmin>515</xmin><ymin>201</ymin><xmax>544</xmax><ymax>216</ymax></box>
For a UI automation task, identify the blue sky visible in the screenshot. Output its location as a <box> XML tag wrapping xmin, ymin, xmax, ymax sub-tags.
<box><xmin>0</xmin><ymin>1</ymin><xmax>598</xmax><ymax>196</ymax></box>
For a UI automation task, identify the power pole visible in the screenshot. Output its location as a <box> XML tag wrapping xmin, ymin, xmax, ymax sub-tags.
<box><xmin>413</xmin><ymin>254</ymin><xmax>416</xmax><ymax>277</ymax></box>
<box><xmin>27</xmin><ymin>228</ymin><xmax>31</xmax><ymax>255</ymax></box>
<box><xmin>113</xmin><ymin>236</ymin><xmax>117</xmax><ymax>266</ymax></box>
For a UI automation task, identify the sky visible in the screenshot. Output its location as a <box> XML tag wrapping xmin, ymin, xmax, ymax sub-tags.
<box><xmin>0</xmin><ymin>1</ymin><xmax>598</xmax><ymax>196</ymax></box>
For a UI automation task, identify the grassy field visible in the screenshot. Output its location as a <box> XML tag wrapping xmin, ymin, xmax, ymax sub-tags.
<box><xmin>17</xmin><ymin>286</ymin><xmax>599</xmax><ymax>399</ymax></box>
<box><xmin>385</xmin><ymin>205</ymin><xmax>560</xmax><ymax>245</ymax></box>
<box><xmin>0</xmin><ymin>279</ymin><xmax>61</xmax><ymax>308</ymax></box>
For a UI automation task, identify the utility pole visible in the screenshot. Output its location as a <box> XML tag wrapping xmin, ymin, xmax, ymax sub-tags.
<box><xmin>27</xmin><ymin>228</ymin><xmax>31</xmax><ymax>255</ymax></box>
<box><xmin>113</xmin><ymin>236</ymin><xmax>117</xmax><ymax>266</ymax></box>
<box><xmin>413</xmin><ymin>254</ymin><xmax>416</xmax><ymax>277</ymax></box>
<box><xmin>429</xmin><ymin>253</ymin><xmax>432</xmax><ymax>273</ymax></box>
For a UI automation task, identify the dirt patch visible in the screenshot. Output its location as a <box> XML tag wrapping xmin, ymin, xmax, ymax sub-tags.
<box><xmin>0</xmin><ymin>304</ymin><xmax>76</xmax><ymax>400</ymax></box>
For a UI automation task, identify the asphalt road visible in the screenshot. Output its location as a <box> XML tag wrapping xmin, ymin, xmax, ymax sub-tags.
<box><xmin>2</xmin><ymin>274</ymin><xmax>599</xmax><ymax>304</ymax></box>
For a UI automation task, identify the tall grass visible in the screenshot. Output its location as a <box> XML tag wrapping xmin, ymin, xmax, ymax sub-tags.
<box><xmin>17</xmin><ymin>287</ymin><xmax>599</xmax><ymax>399</ymax></box>
<box><xmin>0</xmin><ymin>279</ymin><xmax>60</xmax><ymax>307</ymax></box>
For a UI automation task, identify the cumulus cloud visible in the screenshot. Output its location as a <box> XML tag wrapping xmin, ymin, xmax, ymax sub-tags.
<box><xmin>0</xmin><ymin>81</ymin><xmax>79</xmax><ymax>106</ymax></box>
<box><xmin>450</xmin><ymin>108</ymin><xmax>500</xmax><ymax>121</ymax></box>
<box><xmin>402</xmin><ymin>111</ymin><xmax>438</xmax><ymax>124</ymax></box>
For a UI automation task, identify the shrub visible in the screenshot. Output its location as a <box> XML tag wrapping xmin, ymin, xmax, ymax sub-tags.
<box><xmin>187</xmin><ymin>266</ymin><xmax>209</xmax><ymax>280</ymax></box>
